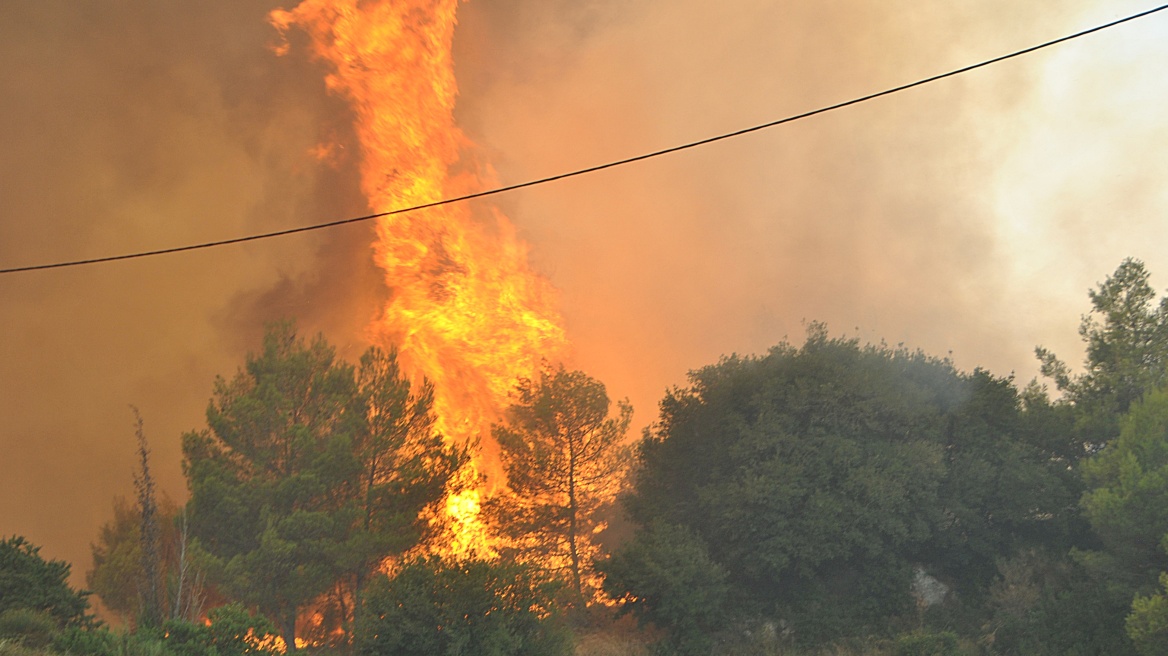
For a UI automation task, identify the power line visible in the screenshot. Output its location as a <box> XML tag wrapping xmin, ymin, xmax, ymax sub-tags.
<box><xmin>3</xmin><ymin>3</ymin><xmax>1166</xmax><ymax>276</ymax></box>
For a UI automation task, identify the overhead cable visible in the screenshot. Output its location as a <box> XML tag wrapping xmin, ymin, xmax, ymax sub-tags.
<box><xmin>2</xmin><ymin>2</ymin><xmax>1166</xmax><ymax>275</ymax></box>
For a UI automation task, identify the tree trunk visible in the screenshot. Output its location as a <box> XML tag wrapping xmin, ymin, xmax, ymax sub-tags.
<box><xmin>567</xmin><ymin>437</ymin><xmax>583</xmax><ymax>600</ymax></box>
<box><xmin>281</xmin><ymin>610</ymin><xmax>297</xmax><ymax>654</ymax></box>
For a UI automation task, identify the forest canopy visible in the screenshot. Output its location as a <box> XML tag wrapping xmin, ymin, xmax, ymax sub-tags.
<box><xmin>9</xmin><ymin>259</ymin><xmax>1168</xmax><ymax>656</ymax></box>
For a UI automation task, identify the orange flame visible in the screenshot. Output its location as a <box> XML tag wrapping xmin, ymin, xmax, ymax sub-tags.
<box><xmin>271</xmin><ymin>0</ymin><xmax>566</xmax><ymax>556</ymax></box>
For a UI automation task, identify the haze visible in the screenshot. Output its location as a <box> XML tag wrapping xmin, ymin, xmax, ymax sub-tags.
<box><xmin>2</xmin><ymin>0</ymin><xmax>1167</xmax><ymax>593</ymax></box>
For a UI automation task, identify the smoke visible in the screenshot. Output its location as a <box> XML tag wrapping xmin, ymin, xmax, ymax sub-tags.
<box><xmin>0</xmin><ymin>0</ymin><xmax>374</xmax><ymax>585</ymax></box>
<box><xmin>2</xmin><ymin>0</ymin><xmax>1168</xmax><ymax>596</ymax></box>
<box><xmin>453</xmin><ymin>0</ymin><xmax>1168</xmax><ymax>415</ymax></box>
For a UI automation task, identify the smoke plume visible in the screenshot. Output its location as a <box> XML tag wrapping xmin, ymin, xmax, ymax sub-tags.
<box><xmin>2</xmin><ymin>0</ymin><xmax>1167</xmax><ymax>596</ymax></box>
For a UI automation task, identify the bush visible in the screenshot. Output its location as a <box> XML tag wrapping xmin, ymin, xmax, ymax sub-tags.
<box><xmin>1127</xmin><ymin>574</ymin><xmax>1168</xmax><ymax>656</ymax></box>
<box><xmin>356</xmin><ymin>557</ymin><xmax>572</xmax><ymax>656</ymax></box>
<box><xmin>51</xmin><ymin>626</ymin><xmax>117</xmax><ymax>656</ymax></box>
<box><xmin>893</xmin><ymin>630</ymin><xmax>958</xmax><ymax>656</ymax></box>
<box><xmin>0</xmin><ymin>610</ymin><xmax>56</xmax><ymax>649</ymax></box>
<box><xmin>0</xmin><ymin>536</ymin><xmax>91</xmax><ymax>628</ymax></box>
<box><xmin>600</xmin><ymin>522</ymin><xmax>728</xmax><ymax>656</ymax></box>
<box><xmin>163</xmin><ymin>604</ymin><xmax>278</xmax><ymax>656</ymax></box>
<box><xmin>0</xmin><ymin>637</ymin><xmax>52</xmax><ymax>656</ymax></box>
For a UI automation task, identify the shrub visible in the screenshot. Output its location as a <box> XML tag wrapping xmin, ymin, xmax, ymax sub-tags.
<box><xmin>163</xmin><ymin>603</ymin><xmax>278</xmax><ymax>656</ymax></box>
<box><xmin>0</xmin><ymin>610</ymin><xmax>56</xmax><ymax>649</ymax></box>
<box><xmin>893</xmin><ymin>630</ymin><xmax>958</xmax><ymax>656</ymax></box>
<box><xmin>0</xmin><ymin>636</ymin><xmax>52</xmax><ymax>656</ymax></box>
<box><xmin>600</xmin><ymin>522</ymin><xmax>728</xmax><ymax>656</ymax></box>
<box><xmin>0</xmin><ymin>536</ymin><xmax>91</xmax><ymax>628</ymax></box>
<box><xmin>51</xmin><ymin>626</ymin><xmax>117</xmax><ymax>656</ymax></box>
<box><xmin>1127</xmin><ymin>575</ymin><xmax>1168</xmax><ymax>656</ymax></box>
<box><xmin>355</xmin><ymin>557</ymin><xmax>572</xmax><ymax>656</ymax></box>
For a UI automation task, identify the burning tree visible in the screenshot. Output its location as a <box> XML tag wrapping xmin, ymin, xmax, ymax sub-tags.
<box><xmin>487</xmin><ymin>365</ymin><xmax>632</xmax><ymax>602</ymax></box>
<box><xmin>271</xmin><ymin>0</ymin><xmax>568</xmax><ymax>511</ymax></box>
<box><xmin>182</xmin><ymin>322</ymin><xmax>466</xmax><ymax>648</ymax></box>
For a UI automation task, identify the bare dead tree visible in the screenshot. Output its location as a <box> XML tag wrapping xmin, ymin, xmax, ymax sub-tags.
<box><xmin>170</xmin><ymin>506</ymin><xmax>206</xmax><ymax>622</ymax></box>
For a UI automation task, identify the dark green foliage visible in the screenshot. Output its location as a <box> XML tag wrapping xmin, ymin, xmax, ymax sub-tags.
<box><xmin>629</xmin><ymin>328</ymin><xmax>950</xmax><ymax>600</ymax></box>
<box><xmin>1012</xmin><ymin>259</ymin><xmax>1168</xmax><ymax>655</ymax></box>
<box><xmin>1081</xmin><ymin>388</ymin><xmax>1168</xmax><ymax>580</ymax></box>
<box><xmin>157</xmin><ymin>622</ymin><xmax>211</xmax><ymax>656</ymax></box>
<box><xmin>0</xmin><ymin>609</ymin><xmax>57</xmax><ymax>648</ymax></box>
<box><xmin>1069</xmin><ymin>387</ymin><xmax>1168</xmax><ymax>655</ymax></box>
<box><xmin>0</xmin><ymin>536</ymin><xmax>91</xmax><ymax>629</ymax></box>
<box><xmin>48</xmin><ymin>606</ymin><xmax>276</xmax><ymax>656</ymax></box>
<box><xmin>1127</xmin><ymin>573</ymin><xmax>1168</xmax><ymax>656</ymax></box>
<box><xmin>88</xmin><ymin>497</ymin><xmax>206</xmax><ymax>628</ymax></box>
<box><xmin>612</xmin><ymin>324</ymin><xmax>1079</xmax><ymax>646</ymax></box>
<box><xmin>131</xmin><ymin>409</ymin><xmax>163</xmax><ymax>630</ymax></box>
<box><xmin>598</xmin><ymin>522</ymin><xmax>727</xmax><ymax>656</ymax></box>
<box><xmin>183</xmin><ymin>322</ymin><xmax>466</xmax><ymax>646</ymax></box>
<box><xmin>355</xmin><ymin>557</ymin><xmax>572</xmax><ymax>656</ymax></box>
<box><xmin>51</xmin><ymin>626</ymin><xmax>118</xmax><ymax>656</ymax></box>
<box><xmin>985</xmin><ymin>550</ymin><xmax>1136</xmax><ymax>655</ymax></box>
<box><xmin>892</xmin><ymin>630</ymin><xmax>958</xmax><ymax>656</ymax></box>
<box><xmin>926</xmin><ymin>372</ymin><xmax>1080</xmax><ymax>595</ymax></box>
<box><xmin>204</xmin><ymin>603</ymin><xmax>277</xmax><ymax>656</ymax></box>
<box><xmin>87</xmin><ymin>497</ymin><xmax>147</xmax><ymax>624</ymax></box>
<box><xmin>1037</xmin><ymin>257</ymin><xmax>1168</xmax><ymax>447</ymax></box>
<box><xmin>162</xmin><ymin>604</ymin><xmax>278</xmax><ymax>656</ymax></box>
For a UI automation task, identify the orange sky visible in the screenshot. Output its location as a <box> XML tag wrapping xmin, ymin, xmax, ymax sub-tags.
<box><xmin>2</xmin><ymin>0</ymin><xmax>1167</xmax><ymax>589</ymax></box>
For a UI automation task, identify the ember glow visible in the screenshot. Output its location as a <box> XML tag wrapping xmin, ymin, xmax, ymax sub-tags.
<box><xmin>270</xmin><ymin>0</ymin><xmax>567</xmax><ymax>555</ymax></box>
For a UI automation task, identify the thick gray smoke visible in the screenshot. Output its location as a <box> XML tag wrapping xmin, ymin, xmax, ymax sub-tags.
<box><xmin>2</xmin><ymin>0</ymin><xmax>1167</xmax><ymax>600</ymax></box>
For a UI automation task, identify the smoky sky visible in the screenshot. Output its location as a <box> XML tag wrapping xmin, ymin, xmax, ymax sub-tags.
<box><xmin>452</xmin><ymin>0</ymin><xmax>1168</xmax><ymax>418</ymax></box>
<box><xmin>3</xmin><ymin>0</ymin><xmax>1168</xmax><ymax>596</ymax></box>
<box><xmin>0</xmin><ymin>0</ymin><xmax>378</xmax><ymax>587</ymax></box>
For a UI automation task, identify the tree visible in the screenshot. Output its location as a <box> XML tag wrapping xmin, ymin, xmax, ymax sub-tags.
<box><xmin>1075</xmin><ymin>384</ymin><xmax>1168</xmax><ymax>653</ymax></box>
<box><xmin>182</xmin><ymin>322</ymin><xmax>465</xmax><ymax>648</ymax></box>
<box><xmin>625</xmin><ymin>329</ymin><xmax>954</xmax><ymax>641</ymax></box>
<box><xmin>130</xmin><ymin>408</ymin><xmax>162</xmax><ymax>629</ymax></box>
<box><xmin>88</xmin><ymin>496</ymin><xmax>158</xmax><ymax>625</ymax></box>
<box><xmin>0</xmin><ymin>536</ymin><xmax>92</xmax><ymax>629</ymax></box>
<box><xmin>1081</xmin><ymin>387</ymin><xmax>1168</xmax><ymax>582</ymax></box>
<box><xmin>612</xmin><ymin>324</ymin><xmax>1080</xmax><ymax>646</ymax></box>
<box><xmin>598</xmin><ymin>521</ymin><xmax>728</xmax><ymax>656</ymax></box>
<box><xmin>169</xmin><ymin>507</ymin><xmax>207</xmax><ymax>624</ymax></box>
<box><xmin>984</xmin><ymin>548</ymin><xmax>1136</xmax><ymax>655</ymax></box>
<box><xmin>89</xmin><ymin>411</ymin><xmax>206</xmax><ymax>628</ymax></box>
<box><xmin>354</xmin><ymin>557</ymin><xmax>571</xmax><ymax>656</ymax></box>
<box><xmin>87</xmin><ymin>497</ymin><xmax>143</xmax><ymax>624</ymax></box>
<box><xmin>1127</xmin><ymin>573</ymin><xmax>1168</xmax><ymax>656</ymax></box>
<box><xmin>1037</xmin><ymin>258</ymin><xmax>1168</xmax><ymax>447</ymax></box>
<box><xmin>162</xmin><ymin>603</ymin><xmax>280</xmax><ymax>656</ymax></box>
<box><xmin>997</xmin><ymin>259</ymin><xmax>1168</xmax><ymax>655</ymax></box>
<box><xmin>87</xmin><ymin>495</ymin><xmax>205</xmax><ymax>627</ymax></box>
<box><xmin>925</xmin><ymin>371</ymin><xmax>1080</xmax><ymax>592</ymax></box>
<box><xmin>487</xmin><ymin>365</ymin><xmax>632</xmax><ymax>602</ymax></box>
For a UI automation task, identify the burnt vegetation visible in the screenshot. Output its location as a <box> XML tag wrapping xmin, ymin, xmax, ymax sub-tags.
<box><xmin>7</xmin><ymin>258</ymin><xmax>1168</xmax><ymax>655</ymax></box>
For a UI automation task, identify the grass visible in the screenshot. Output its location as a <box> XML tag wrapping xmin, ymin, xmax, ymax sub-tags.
<box><xmin>573</xmin><ymin>631</ymin><xmax>650</xmax><ymax>656</ymax></box>
<box><xmin>0</xmin><ymin>638</ymin><xmax>54</xmax><ymax>656</ymax></box>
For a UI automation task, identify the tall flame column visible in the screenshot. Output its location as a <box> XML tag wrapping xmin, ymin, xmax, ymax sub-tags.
<box><xmin>272</xmin><ymin>0</ymin><xmax>567</xmax><ymax>556</ymax></box>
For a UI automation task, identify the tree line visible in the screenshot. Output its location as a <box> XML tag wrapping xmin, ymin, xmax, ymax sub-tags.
<box><xmin>5</xmin><ymin>258</ymin><xmax>1168</xmax><ymax>655</ymax></box>
<box><xmin>600</xmin><ymin>257</ymin><xmax>1168</xmax><ymax>655</ymax></box>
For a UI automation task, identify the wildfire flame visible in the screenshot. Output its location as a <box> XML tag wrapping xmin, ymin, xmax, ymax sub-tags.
<box><xmin>271</xmin><ymin>0</ymin><xmax>567</xmax><ymax>556</ymax></box>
